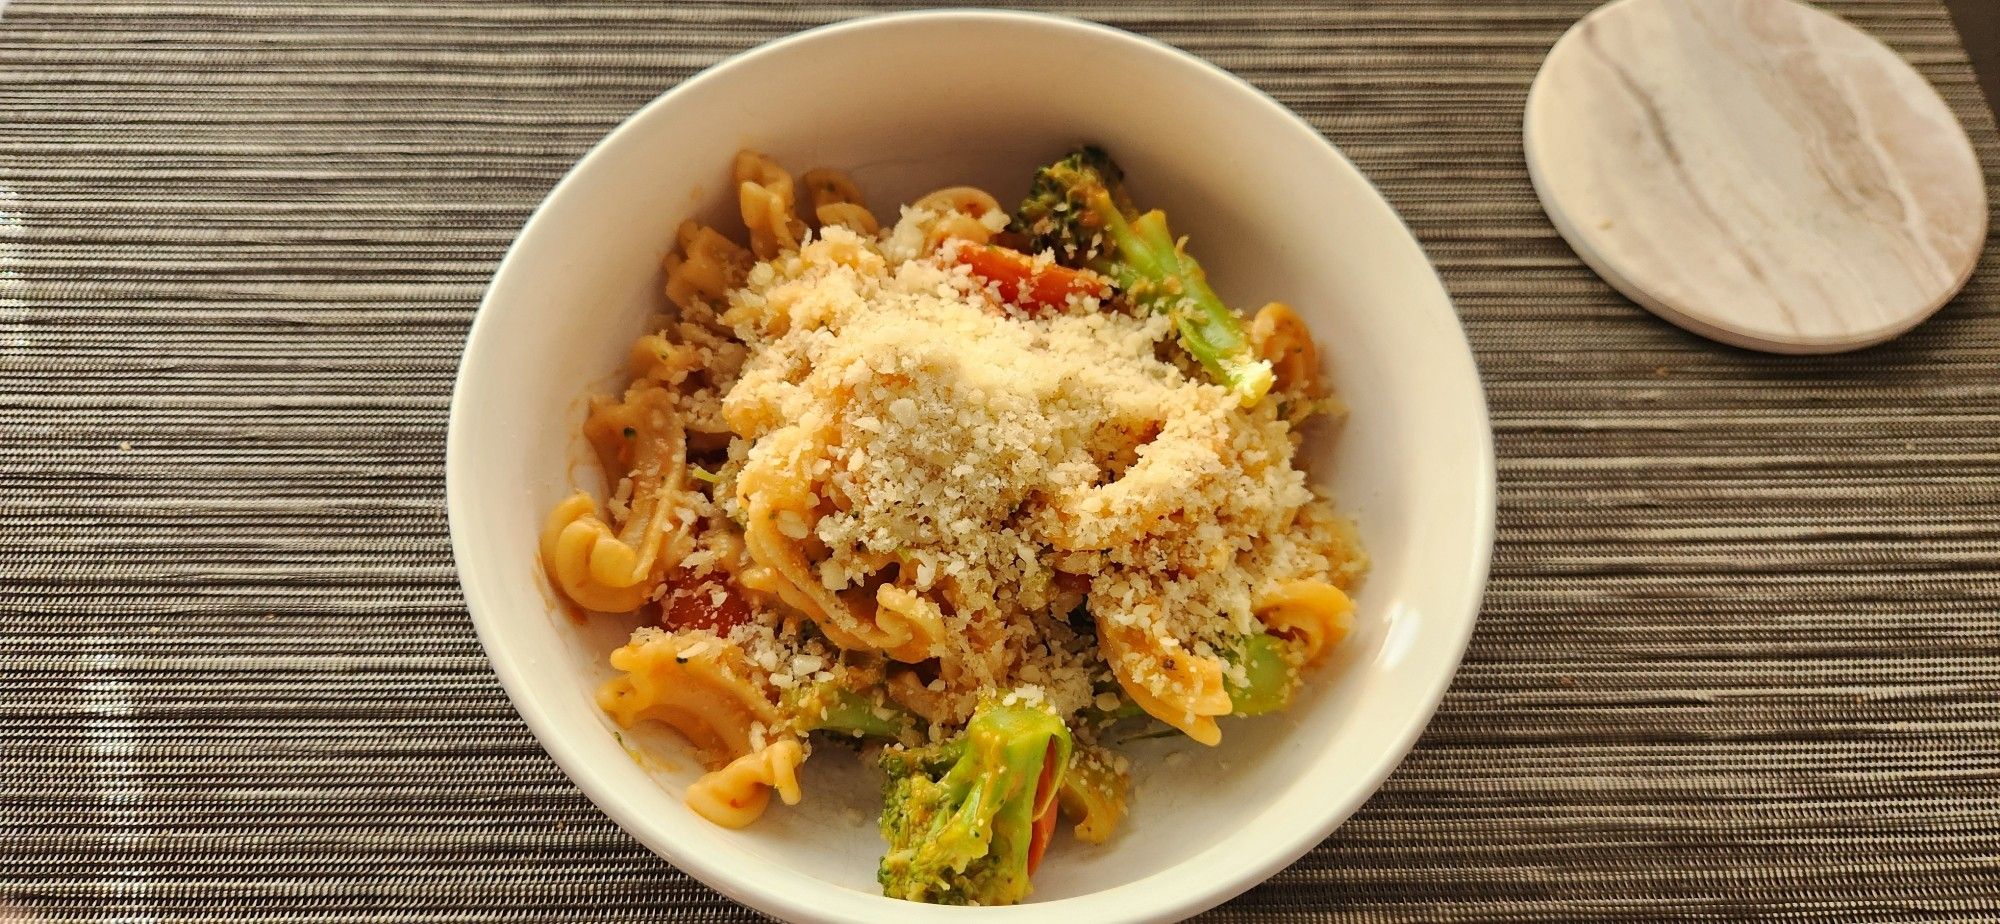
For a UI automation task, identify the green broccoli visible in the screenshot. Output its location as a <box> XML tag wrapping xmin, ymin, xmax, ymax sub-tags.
<box><xmin>1013</xmin><ymin>146</ymin><xmax>1135</xmax><ymax>264</ymax></box>
<box><xmin>877</xmin><ymin>698</ymin><xmax>1074</xmax><ymax>905</ymax></box>
<box><xmin>1225</xmin><ymin>632</ymin><xmax>1301</xmax><ymax>716</ymax></box>
<box><xmin>788</xmin><ymin>683</ymin><xmax>920</xmax><ymax>744</ymax></box>
<box><xmin>1011</xmin><ymin>147</ymin><xmax>1274</xmax><ymax>404</ymax></box>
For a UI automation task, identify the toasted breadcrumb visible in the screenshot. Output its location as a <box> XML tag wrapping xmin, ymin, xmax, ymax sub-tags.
<box><xmin>693</xmin><ymin>221</ymin><xmax>1361</xmax><ymax>723</ymax></box>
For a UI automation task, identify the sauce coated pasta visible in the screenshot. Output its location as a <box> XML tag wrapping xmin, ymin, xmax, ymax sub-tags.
<box><xmin>540</xmin><ymin>147</ymin><xmax>1365</xmax><ymax>907</ymax></box>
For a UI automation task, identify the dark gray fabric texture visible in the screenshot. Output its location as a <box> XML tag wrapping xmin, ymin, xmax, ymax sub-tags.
<box><xmin>2</xmin><ymin>1</ymin><xmax>1998</xmax><ymax>921</ymax></box>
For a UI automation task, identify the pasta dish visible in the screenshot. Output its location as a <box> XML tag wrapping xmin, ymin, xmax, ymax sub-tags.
<box><xmin>538</xmin><ymin>147</ymin><xmax>1364</xmax><ymax>905</ymax></box>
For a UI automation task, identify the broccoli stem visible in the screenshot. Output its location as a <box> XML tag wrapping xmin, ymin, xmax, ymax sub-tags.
<box><xmin>790</xmin><ymin>684</ymin><xmax>918</xmax><ymax>741</ymax></box>
<box><xmin>929</xmin><ymin>704</ymin><xmax>1065</xmax><ymax>891</ymax></box>
<box><xmin>1226</xmin><ymin>632</ymin><xmax>1300</xmax><ymax>716</ymax></box>
<box><xmin>818</xmin><ymin>688</ymin><xmax>917</xmax><ymax>739</ymax></box>
<box><xmin>1086</xmin><ymin>189</ymin><xmax>1275</xmax><ymax>405</ymax></box>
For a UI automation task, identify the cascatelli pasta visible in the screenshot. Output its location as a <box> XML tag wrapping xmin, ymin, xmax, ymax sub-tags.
<box><xmin>539</xmin><ymin>147</ymin><xmax>1366</xmax><ymax>907</ymax></box>
<box><xmin>683</xmin><ymin>738</ymin><xmax>805</xmax><ymax>828</ymax></box>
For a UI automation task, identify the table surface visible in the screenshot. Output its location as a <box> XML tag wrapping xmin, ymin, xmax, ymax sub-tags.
<box><xmin>1946</xmin><ymin>0</ymin><xmax>2000</xmax><ymax>110</ymax></box>
<box><xmin>3</xmin><ymin>2</ymin><xmax>1997</xmax><ymax>921</ymax></box>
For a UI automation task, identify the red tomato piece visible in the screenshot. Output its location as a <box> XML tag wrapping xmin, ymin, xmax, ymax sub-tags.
<box><xmin>1026</xmin><ymin>740</ymin><xmax>1062</xmax><ymax>875</ymax></box>
<box><xmin>659</xmin><ymin>571</ymin><xmax>751</xmax><ymax>632</ymax></box>
<box><xmin>957</xmin><ymin>244</ymin><xmax>1111</xmax><ymax>316</ymax></box>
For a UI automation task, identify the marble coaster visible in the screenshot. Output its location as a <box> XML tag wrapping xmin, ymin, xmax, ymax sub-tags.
<box><xmin>1524</xmin><ymin>0</ymin><xmax>1987</xmax><ymax>353</ymax></box>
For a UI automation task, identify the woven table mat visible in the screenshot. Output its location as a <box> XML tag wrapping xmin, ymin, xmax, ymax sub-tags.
<box><xmin>3</xmin><ymin>1</ymin><xmax>1998</xmax><ymax>920</ymax></box>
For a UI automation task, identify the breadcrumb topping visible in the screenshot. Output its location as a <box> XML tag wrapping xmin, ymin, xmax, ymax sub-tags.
<box><xmin>697</xmin><ymin>221</ymin><xmax>1361</xmax><ymax>723</ymax></box>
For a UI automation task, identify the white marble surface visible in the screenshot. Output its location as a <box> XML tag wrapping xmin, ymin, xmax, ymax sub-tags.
<box><xmin>1525</xmin><ymin>0</ymin><xmax>1987</xmax><ymax>353</ymax></box>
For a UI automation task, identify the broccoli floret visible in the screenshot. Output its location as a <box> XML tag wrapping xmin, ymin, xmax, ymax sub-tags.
<box><xmin>1012</xmin><ymin>145</ymin><xmax>1135</xmax><ymax>264</ymax></box>
<box><xmin>876</xmin><ymin>698</ymin><xmax>1074</xmax><ymax>905</ymax></box>
<box><xmin>1010</xmin><ymin>146</ymin><xmax>1274</xmax><ymax>404</ymax></box>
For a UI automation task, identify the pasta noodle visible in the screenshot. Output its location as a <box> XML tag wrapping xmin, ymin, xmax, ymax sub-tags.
<box><xmin>538</xmin><ymin>148</ymin><xmax>1367</xmax><ymax>903</ymax></box>
<box><xmin>1254</xmin><ymin>579</ymin><xmax>1354</xmax><ymax>667</ymax></box>
<box><xmin>684</xmin><ymin>739</ymin><xmax>805</xmax><ymax>828</ymax></box>
<box><xmin>734</xmin><ymin>431</ymin><xmax>918</xmax><ymax>655</ymax></box>
<box><xmin>1097</xmin><ymin>620</ymin><xmax>1232</xmax><ymax>746</ymax></box>
<box><xmin>539</xmin><ymin>387</ymin><xmax>692</xmax><ymax>612</ymax></box>
<box><xmin>1043</xmin><ymin>412</ymin><xmax>1222</xmax><ymax>553</ymax></box>
<box><xmin>734</xmin><ymin>150</ymin><xmax>806</xmax><ymax>260</ymax></box>
<box><xmin>597</xmin><ymin>629</ymin><xmax>780</xmax><ymax>760</ymax></box>
<box><xmin>871</xmin><ymin>583</ymin><xmax>950</xmax><ymax>662</ymax></box>
<box><xmin>816</xmin><ymin>202</ymin><xmax>879</xmax><ymax>235</ymax></box>
<box><xmin>800</xmin><ymin>167</ymin><xmax>880</xmax><ymax>235</ymax></box>
<box><xmin>630</xmin><ymin>322</ymin><xmax>743</xmax><ymax>448</ymax></box>
<box><xmin>1252</xmin><ymin>302</ymin><xmax>1328</xmax><ymax>429</ymax></box>
<box><xmin>1251</xmin><ymin>302</ymin><xmax>1322</xmax><ymax>400</ymax></box>
<box><xmin>663</xmin><ymin>220</ymin><xmax>751</xmax><ymax>313</ymax></box>
<box><xmin>882</xmin><ymin>667</ymin><xmax>953</xmax><ymax>725</ymax></box>
<box><xmin>909</xmin><ymin>185</ymin><xmax>1004</xmax><ymax>252</ymax></box>
<box><xmin>540</xmin><ymin>494</ymin><xmax>652</xmax><ymax>613</ymax></box>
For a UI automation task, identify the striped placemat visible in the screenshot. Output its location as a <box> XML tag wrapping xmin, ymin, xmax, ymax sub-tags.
<box><xmin>3</xmin><ymin>1</ymin><xmax>1997</xmax><ymax>920</ymax></box>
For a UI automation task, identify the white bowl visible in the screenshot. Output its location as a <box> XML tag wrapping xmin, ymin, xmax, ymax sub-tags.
<box><xmin>448</xmin><ymin>10</ymin><xmax>1493</xmax><ymax>923</ymax></box>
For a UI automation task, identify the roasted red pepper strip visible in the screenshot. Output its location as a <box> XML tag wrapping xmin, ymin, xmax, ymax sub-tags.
<box><xmin>1025</xmin><ymin>740</ymin><xmax>1062</xmax><ymax>875</ymax></box>
<box><xmin>659</xmin><ymin>571</ymin><xmax>750</xmax><ymax>632</ymax></box>
<box><xmin>957</xmin><ymin>244</ymin><xmax>1111</xmax><ymax>315</ymax></box>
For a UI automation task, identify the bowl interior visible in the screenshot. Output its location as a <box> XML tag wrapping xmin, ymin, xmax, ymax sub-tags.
<box><xmin>449</xmin><ymin>12</ymin><xmax>1491</xmax><ymax>923</ymax></box>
